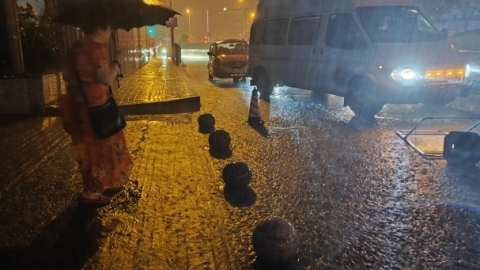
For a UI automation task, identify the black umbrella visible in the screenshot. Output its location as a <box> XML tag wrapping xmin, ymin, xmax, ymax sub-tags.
<box><xmin>53</xmin><ymin>0</ymin><xmax>181</xmax><ymax>31</ymax></box>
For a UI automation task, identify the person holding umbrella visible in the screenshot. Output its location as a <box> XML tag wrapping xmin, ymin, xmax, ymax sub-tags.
<box><xmin>62</xmin><ymin>15</ymin><xmax>131</xmax><ymax>207</ymax></box>
<box><xmin>54</xmin><ymin>0</ymin><xmax>180</xmax><ymax>206</ymax></box>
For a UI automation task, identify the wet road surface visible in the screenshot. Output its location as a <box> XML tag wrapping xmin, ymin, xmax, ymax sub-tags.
<box><xmin>1</xmin><ymin>52</ymin><xmax>480</xmax><ymax>269</ymax></box>
<box><xmin>182</xmin><ymin>50</ymin><xmax>480</xmax><ymax>269</ymax></box>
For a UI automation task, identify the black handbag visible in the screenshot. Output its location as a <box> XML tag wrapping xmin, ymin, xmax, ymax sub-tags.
<box><xmin>74</xmin><ymin>68</ymin><xmax>126</xmax><ymax>139</ymax></box>
<box><xmin>86</xmin><ymin>91</ymin><xmax>126</xmax><ymax>139</ymax></box>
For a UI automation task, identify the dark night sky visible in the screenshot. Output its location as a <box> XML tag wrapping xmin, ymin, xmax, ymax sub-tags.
<box><xmin>165</xmin><ymin>0</ymin><xmax>258</xmax><ymax>42</ymax></box>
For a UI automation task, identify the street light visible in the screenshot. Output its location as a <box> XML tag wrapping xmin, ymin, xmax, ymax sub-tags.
<box><xmin>186</xmin><ymin>9</ymin><xmax>191</xmax><ymax>35</ymax></box>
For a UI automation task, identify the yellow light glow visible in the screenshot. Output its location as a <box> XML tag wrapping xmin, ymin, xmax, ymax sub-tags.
<box><xmin>424</xmin><ymin>68</ymin><xmax>466</xmax><ymax>81</ymax></box>
<box><xmin>41</xmin><ymin>117</ymin><xmax>56</xmax><ymax>131</ymax></box>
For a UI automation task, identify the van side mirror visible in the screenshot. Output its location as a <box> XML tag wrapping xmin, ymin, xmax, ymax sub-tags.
<box><xmin>440</xmin><ymin>29</ymin><xmax>448</xmax><ymax>40</ymax></box>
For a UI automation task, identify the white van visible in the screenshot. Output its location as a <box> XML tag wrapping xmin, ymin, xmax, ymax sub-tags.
<box><xmin>248</xmin><ymin>0</ymin><xmax>471</xmax><ymax>118</ymax></box>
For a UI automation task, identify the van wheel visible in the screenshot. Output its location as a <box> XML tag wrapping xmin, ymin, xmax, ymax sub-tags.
<box><xmin>347</xmin><ymin>77</ymin><xmax>384</xmax><ymax>120</ymax></box>
<box><xmin>208</xmin><ymin>74</ymin><xmax>213</xmax><ymax>81</ymax></box>
<box><xmin>254</xmin><ymin>70</ymin><xmax>273</xmax><ymax>96</ymax></box>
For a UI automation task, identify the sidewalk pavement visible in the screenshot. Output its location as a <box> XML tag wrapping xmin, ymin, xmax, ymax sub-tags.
<box><xmin>113</xmin><ymin>58</ymin><xmax>200</xmax><ymax>115</ymax></box>
<box><xmin>0</xmin><ymin>57</ymin><xmax>221</xmax><ymax>269</ymax></box>
<box><xmin>43</xmin><ymin>58</ymin><xmax>200</xmax><ymax>116</ymax></box>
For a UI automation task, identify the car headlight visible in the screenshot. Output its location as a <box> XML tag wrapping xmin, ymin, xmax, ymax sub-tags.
<box><xmin>465</xmin><ymin>64</ymin><xmax>470</xmax><ymax>78</ymax></box>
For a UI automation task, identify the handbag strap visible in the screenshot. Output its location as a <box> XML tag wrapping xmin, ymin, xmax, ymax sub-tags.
<box><xmin>71</xmin><ymin>63</ymin><xmax>114</xmax><ymax>107</ymax></box>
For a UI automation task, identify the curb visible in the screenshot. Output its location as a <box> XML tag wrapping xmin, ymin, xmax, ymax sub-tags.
<box><xmin>39</xmin><ymin>96</ymin><xmax>200</xmax><ymax>117</ymax></box>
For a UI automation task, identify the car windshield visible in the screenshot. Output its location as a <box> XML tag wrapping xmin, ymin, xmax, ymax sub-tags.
<box><xmin>216</xmin><ymin>42</ymin><xmax>249</xmax><ymax>54</ymax></box>
<box><xmin>356</xmin><ymin>7</ymin><xmax>441</xmax><ymax>43</ymax></box>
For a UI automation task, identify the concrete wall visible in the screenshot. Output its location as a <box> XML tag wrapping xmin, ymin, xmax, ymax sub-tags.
<box><xmin>0</xmin><ymin>76</ymin><xmax>46</xmax><ymax>114</ymax></box>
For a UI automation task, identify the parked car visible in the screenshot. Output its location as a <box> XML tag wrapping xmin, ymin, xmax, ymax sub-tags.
<box><xmin>449</xmin><ymin>29</ymin><xmax>480</xmax><ymax>94</ymax></box>
<box><xmin>207</xmin><ymin>39</ymin><xmax>249</xmax><ymax>83</ymax></box>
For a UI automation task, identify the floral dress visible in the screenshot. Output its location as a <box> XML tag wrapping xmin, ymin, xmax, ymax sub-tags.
<box><xmin>62</xmin><ymin>37</ymin><xmax>132</xmax><ymax>193</ymax></box>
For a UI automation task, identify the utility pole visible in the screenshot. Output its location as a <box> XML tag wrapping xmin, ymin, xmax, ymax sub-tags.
<box><xmin>3</xmin><ymin>0</ymin><xmax>24</xmax><ymax>75</ymax></box>
<box><xmin>186</xmin><ymin>9</ymin><xmax>191</xmax><ymax>35</ymax></box>
<box><xmin>206</xmin><ymin>10</ymin><xmax>209</xmax><ymax>43</ymax></box>
<box><xmin>169</xmin><ymin>0</ymin><xmax>175</xmax><ymax>60</ymax></box>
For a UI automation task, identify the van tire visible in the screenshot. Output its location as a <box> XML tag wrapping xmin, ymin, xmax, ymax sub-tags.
<box><xmin>254</xmin><ymin>70</ymin><xmax>273</xmax><ymax>96</ymax></box>
<box><xmin>346</xmin><ymin>77</ymin><xmax>384</xmax><ymax>120</ymax></box>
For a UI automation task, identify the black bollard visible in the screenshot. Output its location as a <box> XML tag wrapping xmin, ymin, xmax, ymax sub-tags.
<box><xmin>252</xmin><ymin>216</ymin><xmax>300</xmax><ymax>264</ymax></box>
<box><xmin>222</xmin><ymin>162</ymin><xmax>252</xmax><ymax>187</ymax></box>
<box><xmin>443</xmin><ymin>131</ymin><xmax>480</xmax><ymax>166</ymax></box>
<box><xmin>208</xmin><ymin>130</ymin><xmax>232</xmax><ymax>159</ymax></box>
<box><xmin>198</xmin><ymin>113</ymin><xmax>215</xmax><ymax>134</ymax></box>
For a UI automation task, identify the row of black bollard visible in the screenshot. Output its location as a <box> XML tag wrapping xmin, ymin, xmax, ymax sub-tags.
<box><xmin>198</xmin><ymin>113</ymin><xmax>232</xmax><ymax>158</ymax></box>
<box><xmin>198</xmin><ymin>110</ymin><xmax>299</xmax><ymax>264</ymax></box>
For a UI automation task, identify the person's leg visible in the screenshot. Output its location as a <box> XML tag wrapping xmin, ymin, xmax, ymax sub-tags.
<box><xmin>75</xmin><ymin>144</ymin><xmax>111</xmax><ymax>205</ymax></box>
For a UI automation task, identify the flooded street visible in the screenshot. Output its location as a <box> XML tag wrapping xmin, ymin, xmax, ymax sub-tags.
<box><xmin>181</xmin><ymin>50</ymin><xmax>480</xmax><ymax>269</ymax></box>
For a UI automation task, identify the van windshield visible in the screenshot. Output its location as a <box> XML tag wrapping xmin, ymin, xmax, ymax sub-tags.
<box><xmin>356</xmin><ymin>7</ymin><xmax>441</xmax><ymax>43</ymax></box>
<box><xmin>216</xmin><ymin>42</ymin><xmax>249</xmax><ymax>54</ymax></box>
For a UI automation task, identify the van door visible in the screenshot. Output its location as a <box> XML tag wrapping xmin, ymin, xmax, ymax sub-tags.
<box><xmin>320</xmin><ymin>13</ymin><xmax>370</xmax><ymax>96</ymax></box>
<box><xmin>286</xmin><ymin>16</ymin><xmax>323</xmax><ymax>90</ymax></box>
<box><xmin>262</xmin><ymin>19</ymin><xmax>290</xmax><ymax>87</ymax></box>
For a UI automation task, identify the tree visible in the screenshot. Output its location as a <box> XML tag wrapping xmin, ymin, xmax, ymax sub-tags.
<box><xmin>179</xmin><ymin>33</ymin><xmax>190</xmax><ymax>45</ymax></box>
<box><xmin>17</xmin><ymin>3</ymin><xmax>62</xmax><ymax>75</ymax></box>
<box><xmin>0</xmin><ymin>2</ymin><xmax>14</xmax><ymax>76</ymax></box>
<box><xmin>415</xmin><ymin>0</ymin><xmax>480</xmax><ymax>22</ymax></box>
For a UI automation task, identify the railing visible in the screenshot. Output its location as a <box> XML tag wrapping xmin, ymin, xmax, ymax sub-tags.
<box><xmin>396</xmin><ymin>117</ymin><xmax>480</xmax><ymax>159</ymax></box>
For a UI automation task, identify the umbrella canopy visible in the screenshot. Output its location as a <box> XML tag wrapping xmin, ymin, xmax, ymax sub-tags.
<box><xmin>53</xmin><ymin>0</ymin><xmax>181</xmax><ymax>31</ymax></box>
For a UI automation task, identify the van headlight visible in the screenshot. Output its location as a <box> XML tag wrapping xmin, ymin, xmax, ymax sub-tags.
<box><xmin>390</xmin><ymin>69</ymin><xmax>419</xmax><ymax>81</ymax></box>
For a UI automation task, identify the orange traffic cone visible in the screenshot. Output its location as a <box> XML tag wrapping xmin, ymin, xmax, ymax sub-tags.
<box><xmin>248</xmin><ymin>88</ymin><xmax>262</xmax><ymax>125</ymax></box>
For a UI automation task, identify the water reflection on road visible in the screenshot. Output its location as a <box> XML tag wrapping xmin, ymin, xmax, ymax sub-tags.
<box><xmin>240</xmin><ymin>84</ymin><xmax>480</xmax><ymax>269</ymax></box>
<box><xmin>269</xmin><ymin>85</ymin><xmax>480</xmax><ymax>125</ymax></box>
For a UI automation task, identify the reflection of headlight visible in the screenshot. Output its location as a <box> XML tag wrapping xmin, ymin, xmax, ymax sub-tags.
<box><xmin>390</xmin><ymin>69</ymin><xmax>419</xmax><ymax>81</ymax></box>
<box><xmin>465</xmin><ymin>64</ymin><xmax>470</xmax><ymax>78</ymax></box>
